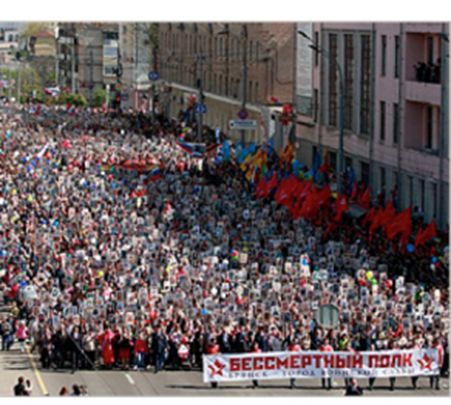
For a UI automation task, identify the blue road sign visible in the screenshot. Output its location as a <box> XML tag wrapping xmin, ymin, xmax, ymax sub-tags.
<box><xmin>238</xmin><ymin>109</ymin><xmax>248</xmax><ymax>119</ymax></box>
<box><xmin>148</xmin><ymin>71</ymin><xmax>159</xmax><ymax>81</ymax></box>
<box><xmin>195</xmin><ymin>103</ymin><xmax>207</xmax><ymax>114</ymax></box>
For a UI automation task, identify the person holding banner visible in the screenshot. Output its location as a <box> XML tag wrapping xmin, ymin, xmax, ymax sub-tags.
<box><xmin>320</xmin><ymin>338</ymin><xmax>333</xmax><ymax>390</ymax></box>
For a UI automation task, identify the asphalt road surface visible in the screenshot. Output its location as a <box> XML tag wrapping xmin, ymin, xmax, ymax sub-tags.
<box><xmin>0</xmin><ymin>344</ymin><xmax>449</xmax><ymax>397</ymax></box>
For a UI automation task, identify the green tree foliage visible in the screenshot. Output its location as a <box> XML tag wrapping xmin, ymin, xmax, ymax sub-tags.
<box><xmin>92</xmin><ymin>86</ymin><xmax>107</xmax><ymax>108</ymax></box>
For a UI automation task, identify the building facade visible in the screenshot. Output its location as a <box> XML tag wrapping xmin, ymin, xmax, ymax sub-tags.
<box><xmin>158</xmin><ymin>22</ymin><xmax>295</xmax><ymax>143</ymax></box>
<box><xmin>56</xmin><ymin>23</ymin><xmax>119</xmax><ymax>104</ymax></box>
<box><xmin>294</xmin><ymin>22</ymin><xmax>449</xmax><ymax>229</ymax></box>
<box><xmin>0</xmin><ymin>23</ymin><xmax>22</xmax><ymax>65</ymax></box>
<box><xmin>118</xmin><ymin>23</ymin><xmax>154</xmax><ymax>111</ymax></box>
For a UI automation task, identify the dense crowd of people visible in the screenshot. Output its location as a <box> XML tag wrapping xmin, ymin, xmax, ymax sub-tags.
<box><xmin>0</xmin><ymin>102</ymin><xmax>449</xmax><ymax>391</ymax></box>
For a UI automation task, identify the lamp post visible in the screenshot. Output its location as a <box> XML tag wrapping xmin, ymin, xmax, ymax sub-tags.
<box><xmin>298</xmin><ymin>30</ymin><xmax>345</xmax><ymax>194</ymax></box>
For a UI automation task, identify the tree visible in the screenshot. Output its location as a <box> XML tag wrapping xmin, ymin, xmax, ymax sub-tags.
<box><xmin>92</xmin><ymin>86</ymin><xmax>107</xmax><ymax>108</ymax></box>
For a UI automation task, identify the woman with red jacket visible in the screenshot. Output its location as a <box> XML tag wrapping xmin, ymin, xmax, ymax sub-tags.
<box><xmin>134</xmin><ymin>332</ymin><xmax>148</xmax><ymax>371</ymax></box>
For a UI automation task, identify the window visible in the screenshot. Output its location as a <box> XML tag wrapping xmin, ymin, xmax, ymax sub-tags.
<box><xmin>314</xmin><ymin>31</ymin><xmax>319</xmax><ymax>66</ymax></box>
<box><xmin>380</xmin><ymin>167</ymin><xmax>386</xmax><ymax>191</ymax></box>
<box><xmin>408</xmin><ymin>176</ymin><xmax>414</xmax><ymax>206</ymax></box>
<box><xmin>219</xmin><ymin>75</ymin><xmax>223</xmax><ymax>94</ymax></box>
<box><xmin>329</xmin><ymin>151</ymin><xmax>337</xmax><ymax>171</ymax></box>
<box><xmin>427</xmin><ymin>36</ymin><xmax>434</xmax><ymax>64</ymax></box>
<box><xmin>381</xmin><ymin>35</ymin><xmax>387</xmax><ymax>76</ymax></box>
<box><xmin>344</xmin><ymin>34</ymin><xmax>354</xmax><ymax>130</ymax></box>
<box><xmin>380</xmin><ymin>101</ymin><xmax>386</xmax><ymax>141</ymax></box>
<box><xmin>432</xmin><ymin>182</ymin><xmax>437</xmax><ymax>218</ymax></box>
<box><xmin>328</xmin><ymin>33</ymin><xmax>338</xmax><ymax>126</ymax></box>
<box><xmin>360</xmin><ymin>35</ymin><xmax>371</xmax><ymax>134</ymax></box>
<box><xmin>426</xmin><ymin>105</ymin><xmax>433</xmax><ymax>149</ymax></box>
<box><xmin>312</xmin><ymin>146</ymin><xmax>318</xmax><ymax>165</ymax></box>
<box><xmin>345</xmin><ymin>157</ymin><xmax>353</xmax><ymax>171</ymax></box>
<box><xmin>394</xmin><ymin>35</ymin><xmax>400</xmax><ymax>78</ymax></box>
<box><xmin>420</xmin><ymin>179</ymin><xmax>425</xmax><ymax>211</ymax></box>
<box><xmin>360</xmin><ymin>162</ymin><xmax>370</xmax><ymax>185</ymax></box>
<box><xmin>249</xmin><ymin>81</ymin><xmax>253</xmax><ymax>102</ymax></box>
<box><xmin>255</xmin><ymin>82</ymin><xmax>259</xmax><ymax>102</ymax></box>
<box><xmin>393</xmin><ymin>103</ymin><xmax>399</xmax><ymax>144</ymax></box>
<box><xmin>249</xmin><ymin>40</ymin><xmax>254</xmax><ymax>60</ymax></box>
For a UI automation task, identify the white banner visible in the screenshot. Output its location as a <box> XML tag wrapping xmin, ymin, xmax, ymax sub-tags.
<box><xmin>203</xmin><ymin>349</ymin><xmax>440</xmax><ymax>382</ymax></box>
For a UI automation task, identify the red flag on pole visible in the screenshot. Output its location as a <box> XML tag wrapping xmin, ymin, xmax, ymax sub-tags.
<box><xmin>386</xmin><ymin>207</ymin><xmax>412</xmax><ymax>242</ymax></box>
<box><xmin>415</xmin><ymin>221</ymin><xmax>437</xmax><ymax>249</ymax></box>
<box><xmin>334</xmin><ymin>194</ymin><xmax>349</xmax><ymax>222</ymax></box>
<box><xmin>359</xmin><ymin>186</ymin><xmax>371</xmax><ymax>208</ymax></box>
<box><xmin>351</xmin><ymin>183</ymin><xmax>358</xmax><ymax>200</ymax></box>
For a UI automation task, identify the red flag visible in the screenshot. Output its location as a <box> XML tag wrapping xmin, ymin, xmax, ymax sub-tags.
<box><xmin>359</xmin><ymin>186</ymin><xmax>371</xmax><ymax>208</ymax></box>
<box><xmin>381</xmin><ymin>200</ymin><xmax>396</xmax><ymax>233</ymax></box>
<box><xmin>415</xmin><ymin>221</ymin><xmax>437</xmax><ymax>249</ymax></box>
<box><xmin>334</xmin><ymin>194</ymin><xmax>349</xmax><ymax>222</ymax></box>
<box><xmin>255</xmin><ymin>178</ymin><xmax>267</xmax><ymax>198</ymax></box>
<box><xmin>362</xmin><ymin>207</ymin><xmax>376</xmax><ymax>227</ymax></box>
<box><xmin>299</xmin><ymin>185</ymin><xmax>331</xmax><ymax>219</ymax></box>
<box><xmin>351</xmin><ymin>183</ymin><xmax>358</xmax><ymax>200</ymax></box>
<box><xmin>275</xmin><ymin>175</ymin><xmax>297</xmax><ymax>205</ymax></box>
<box><xmin>256</xmin><ymin>172</ymin><xmax>279</xmax><ymax>198</ymax></box>
<box><xmin>369</xmin><ymin>208</ymin><xmax>384</xmax><ymax>236</ymax></box>
<box><xmin>386</xmin><ymin>207</ymin><xmax>412</xmax><ymax>242</ymax></box>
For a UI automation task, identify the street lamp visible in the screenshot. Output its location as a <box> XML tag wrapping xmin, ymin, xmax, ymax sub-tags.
<box><xmin>298</xmin><ymin>29</ymin><xmax>345</xmax><ymax>194</ymax></box>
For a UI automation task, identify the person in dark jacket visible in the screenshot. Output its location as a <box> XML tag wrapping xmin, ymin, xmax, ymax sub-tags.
<box><xmin>345</xmin><ymin>379</ymin><xmax>363</xmax><ymax>396</ymax></box>
<box><xmin>13</xmin><ymin>376</ymin><xmax>28</xmax><ymax>396</ymax></box>
<box><xmin>152</xmin><ymin>326</ymin><xmax>167</xmax><ymax>373</ymax></box>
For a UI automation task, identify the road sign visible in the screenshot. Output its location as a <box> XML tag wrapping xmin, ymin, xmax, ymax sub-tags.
<box><xmin>148</xmin><ymin>71</ymin><xmax>159</xmax><ymax>81</ymax></box>
<box><xmin>315</xmin><ymin>304</ymin><xmax>339</xmax><ymax>329</ymax></box>
<box><xmin>229</xmin><ymin>120</ymin><xmax>257</xmax><ymax>130</ymax></box>
<box><xmin>195</xmin><ymin>104</ymin><xmax>207</xmax><ymax>114</ymax></box>
<box><xmin>238</xmin><ymin>109</ymin><xmax>248</xmax><ymax>119</ymax></box>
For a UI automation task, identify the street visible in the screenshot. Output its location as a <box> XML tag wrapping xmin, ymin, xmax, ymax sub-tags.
<box><xmin>0</xmin><ymin>344</ymin><xmax>448</xmax><ymax>397</ymax></box>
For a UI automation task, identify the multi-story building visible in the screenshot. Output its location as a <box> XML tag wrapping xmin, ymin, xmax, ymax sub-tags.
<box><xmin>118</xmin><ymin>23</ymin><xmax>154</xmax><ymax>111</ymax></box>
<box><xmin>294</xmin><ymin>22</ymin><xmax>449</xmax><ymax>229</ymax></box>
<box><xmin>56</xmin><ymin>23</ymin><xmax>119</xmax><ymax>103</ymax></box>
<box><xmin>158</xmin><ymin>22</ymin><xmax>295</xmax><ymax>143</ymax></box>
<box><xmin>0</xmin><ymin>23</ymin><xmax>22</xmax><ymax>65</ymax></box>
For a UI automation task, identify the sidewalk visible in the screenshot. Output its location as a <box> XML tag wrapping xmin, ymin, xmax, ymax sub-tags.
<box><xmin>0</xmin><ymin>306</ymin><xmax>42</xmax><ymax>397</ymax></box>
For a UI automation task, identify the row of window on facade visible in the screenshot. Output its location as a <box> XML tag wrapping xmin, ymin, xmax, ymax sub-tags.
<box><xmin>162</xmin><ymin>30</ymin><xmax>260</xmax><ymax>61</ymax></box>
<box><xmin>161</xmin><ymin>63</ymin><xmax>261</xmax><ymax>103</ymax></box>
<box><xmin>0</xmin><ymin>31</ymin><xmax>19</xmax><ymax>43</ymax></box>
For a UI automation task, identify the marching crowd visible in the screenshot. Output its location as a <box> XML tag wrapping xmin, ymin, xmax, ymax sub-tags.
<box><xmin>0</xmin><ymin>103</ymin><xmax>449</xmax><ymax>391</ymax></box>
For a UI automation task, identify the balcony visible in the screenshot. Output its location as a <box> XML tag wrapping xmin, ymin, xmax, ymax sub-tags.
<box><xmin>404</xmin><ymin>23</ymin><xmax>443</xmax><ymax>34</ymax></box>
<box><xmin>405</xmin><ymin>80</ymin><xmax>441</xmax><ymax>105</ymax></box>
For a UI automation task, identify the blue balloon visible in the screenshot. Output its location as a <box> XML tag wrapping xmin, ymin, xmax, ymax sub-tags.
<box><xmin>201</xmin><ymin>308</ymin><xmax>209</xmax><ymax>316</ymax></box>
<box><xmin>53</xmin><ymin>220</ymin><xmax>59</xmax><ymax>227</ymax></box>
<box><xmin>19</xmin><ymin>280</ymin><xmax>27</xmax><ymax>287</ymax></box>
<box><xmin>26</xmin><ymin>165</ymin><xmax>32</xmax><ymax>173</ymax></box>
<box><xmin>432</xmin><ymin>256</ymin><xmax>437</xmax><ymax>264</ymax></box>
<box><xmin>407</xmin><ymin>243</ymin><xmax>414</xmax><ymax>253</ymax></box>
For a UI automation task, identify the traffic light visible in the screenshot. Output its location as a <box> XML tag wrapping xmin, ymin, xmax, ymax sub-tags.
<box><xmin>114</xmin><ymin>92</ymin><xmax>121</xmax><ymax>110</ymax></box>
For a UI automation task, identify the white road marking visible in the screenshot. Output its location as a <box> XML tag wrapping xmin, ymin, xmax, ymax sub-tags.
<box><xmin>125</xmin><ymin>373</ymin><xmax>135</xmax><ymax>385</ymax></box>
